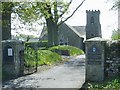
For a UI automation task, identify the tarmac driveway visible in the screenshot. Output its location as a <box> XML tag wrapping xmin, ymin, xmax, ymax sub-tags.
<box><xmin>2</xmin><ymin>55</ymin><xmax>85</xmax><ymax>89</ymax></box>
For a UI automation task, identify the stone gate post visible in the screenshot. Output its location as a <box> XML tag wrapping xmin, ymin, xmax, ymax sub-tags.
<box><xmin>2</xmin><ymin>40</ymin><xmax>24</xmax><ymax>80</ymax></box>
<box><xmin>85</xmin><ymin>37</ymin><xmax>107</xmax><ymax>81</ymax></box>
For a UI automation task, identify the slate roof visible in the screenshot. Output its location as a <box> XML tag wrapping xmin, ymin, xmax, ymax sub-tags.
<box><xmin>72</xmin><ymin>26</ymin><xmax>86</xmax><ymax>39</ymax></box>
<box><xmin>39</xmin><ymin>30</ymin><xmax>47</xmax><ymax>39</ymax></box>
<box><xmin>28</xmin><ymin>38</ymin><xmax>39</xmax><ymax>42</ymax></box>
<box><xmin>64</xmin><ymin>24</ymin><xmax>84</xmax><ymax>38</ymax></box>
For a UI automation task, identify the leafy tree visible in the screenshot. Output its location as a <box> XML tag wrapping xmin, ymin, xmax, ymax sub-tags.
<box><xmin>111</xmin><ymin>29</ymin><xmax>120</xmax><ymax>40</ymax></box>
<box><xmin>12</xmin><ymin>33</ymin><xmax>37</xmax><ymax>41</ymax></box>
<box><xmin>12</xmin><ymin>0</ymin><xmax>86</xmax><ymax>47</ymax></box>
<box><xmin>110</xmin><ymin>0</ymin><xmax>120</xmax><ymax>9</ymax></box>
<box><xmin>1</xmin><ymin>2</ymin><xmax>38</xmax><ymax>40</ymax></box>
<box><xmin>2</xmin><ymin>0</ymin><xmax>86</xmax><ymax>47</ymax></box>
<box><xmin>2</xmin><ymin>2</ymin><xmax>13</xmax><ymax>40</ymax></box>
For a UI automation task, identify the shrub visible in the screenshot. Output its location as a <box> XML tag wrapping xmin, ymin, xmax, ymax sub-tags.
<box><xmin>24</xmin><ymin>47</ymin><xmax>62</xmax><ymax>67</ymax></box>
<box><xmin>111</xmin><ymin>29</ymin><xmax>120</xmax><ymax>40</ymax></box>
<box><xmin>25</xmin><ymin>40</ymin><xmax>48</xmax><ymax>49</ymax></box>
<box><xmin>24</xmin><ymin>45</ymin><xmax>84</xmax><ymax>67</ymax></box>
<box><xmin>38</xmin><ymin>40</ymin><xmax>48</xmax><ymax>47</ymax></box>
<box><xmin>24</xmin><ymin>47</ymin><xmax>37</xmax><ymax>67</ymax></box>
<box><xmin>87</xmin><ymin>78</ymin><xmax>120</xmax><ymax>89</ymax></box>
<box><xmin>106</xmin><ymin>40</ymin><xmax>120</xmax><ymax>58</ymax></box>
<box><xmin>49</xmin><ymin>45</ymin><xmax>84</xmax><ymax>56</ymax></box>
<box><xmin>37</xmin><ymin>50</ymin><xmax>62</xmax><ymax>65</ymax></box>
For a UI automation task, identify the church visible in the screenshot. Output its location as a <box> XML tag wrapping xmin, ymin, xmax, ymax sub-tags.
<box><xmin>39</xmin><ymin>10</ymin><xmax>102</xmax><ymax>51</ymax></box>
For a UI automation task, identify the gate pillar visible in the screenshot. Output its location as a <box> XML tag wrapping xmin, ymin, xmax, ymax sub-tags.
<box><xmin>2</xmin><ymin>40</ymin><xmax>24</xmax><ymax>80</ymax></box>
<box><xmin>85</xmin><ymin>37</ymin><xmax>107</xmax><ymax>81</ymax></box>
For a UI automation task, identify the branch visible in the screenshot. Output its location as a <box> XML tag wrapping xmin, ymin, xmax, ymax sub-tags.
<box><xmin>111</xmin><ymin>0</ymin><xmax>120</xmax><ymax>10</ymax></box>
<box><xmin>59</xmin><ymin>0</ymin><xmax>73</xmax><ymax>17</ymax></box>
<box><xmin>54</xmin><ymin>1</ymin><xmax>58</xmax><ymax>23</ymax></box>
<box><xmin>58</xmin><ymin>0</ymin><xmax>86</xmax><ymax>26</ymax></box>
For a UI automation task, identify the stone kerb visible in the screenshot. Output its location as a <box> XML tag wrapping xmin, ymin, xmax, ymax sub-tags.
<box><xmin>85</xmin><ymin>37</ymin><xmax>107</xmax><ymax>82</ymax></box>
<box><xmin>2</xmin><ymin>40</ymin><xmax>24</xmax><ymax>81</ymax></box>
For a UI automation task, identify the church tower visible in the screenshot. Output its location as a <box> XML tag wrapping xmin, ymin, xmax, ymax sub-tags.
<box><xmin>85</xmin><ymin>10</ymin><xmax>102</xmax><ymax>39</ymax></box>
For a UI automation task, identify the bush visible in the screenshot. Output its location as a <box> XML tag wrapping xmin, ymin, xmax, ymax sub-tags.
<box><xmin>24</xmin><ymin>45</ymin><xmax>84</xmax><ymax>67</ymax></box>
<box><xmin>24</xmin><ymin>47</ymin><xmax>62</xmax><ymax>67</ymax></box>
<box><xmin>106</xmin><ymin>40</ymin><xmax>120</xmax><ymax>58</ymax></box>
<box><xmin>37</xmin><ymin>50</ymin><xmax>62</xmax><ymax>65</ymax></box>
<box><xmin>25</xmin><ymin>40</ymin><xmax>48</xmax><ymax>49</ymax></box>
<box><xmin>111</xmin><ymin>29</ymin><xmax>120</xmax><ymax>40</ymax></box>
<box><xmin>49</xmin><ymin>45</ymin><xmax>84</xmax><ymax>56</ymax></box>
<box><xmin>87</xmin><ymin>77</ymin><xmax>120</xmax><ymax>89</ymax></box>
<box><xmin>38</xmin><ymin>40</ymin><xmax>48</xmax><ymax>47</ymax></box>
<box><xmin>24</xmin><ymin>47</ymin><xmax>37</xmax><ymax>67</ymax></box>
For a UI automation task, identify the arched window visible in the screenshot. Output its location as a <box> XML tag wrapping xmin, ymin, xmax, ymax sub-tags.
<box><xmin>91</xmin><ymin>17</ymin><xmax>94</xmax><ymax>24</ymax></box>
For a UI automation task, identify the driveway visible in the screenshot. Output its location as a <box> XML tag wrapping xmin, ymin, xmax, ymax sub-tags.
<box><xmin>2</xmin><ymin>55</ymin><xmax>85</xmax><ymax>89</ymax></box>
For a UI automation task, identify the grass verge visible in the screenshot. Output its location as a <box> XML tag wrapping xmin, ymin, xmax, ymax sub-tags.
<box><xmin>49</xmin><ymin>45</ymin><xmax>84</xmax><ymax>56</ymax></box>
<box><xmin>81</xmin><ymin>76</ymin><xmax>120</xmax><ymax>89</ymax></box>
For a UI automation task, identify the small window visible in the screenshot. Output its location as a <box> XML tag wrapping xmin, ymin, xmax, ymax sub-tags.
<box><xmin>91</xmin><ymin>33</ymin><xmax>94</xmax><ymax>37</ymax></box>
<box><xmin>91</xmin><ymin>17</ymin><xmax>94</xmax><ymax>24</ymax></box>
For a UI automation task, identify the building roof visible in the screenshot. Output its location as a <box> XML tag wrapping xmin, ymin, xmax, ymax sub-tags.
<box><xmin>28</xmin><ymin>38</ymin><xmax>39</xmax><ymax>42</ymax></box>
<box><xmin>72</xmin><ymin>26</ymin><xmax>86</xmax><ymax>39</ymax></box>
<box><xmin>39</xmin><ymin>30</ymin><xmax>47</xmax><ymax>39</ymax></box>
<box><xmin>39</xmin><ymin>23</ymin><xmax>86</xmax><ymax>40</ymax></box>
<box><xmin>60</xmin><ymin>23</ymin><xmax>85</xmax><ymax>38</ymax></box>
<box><xmin>85</xmin><ymin>37</ymin><xmax>107</xmax><ymax>42</ymax></box>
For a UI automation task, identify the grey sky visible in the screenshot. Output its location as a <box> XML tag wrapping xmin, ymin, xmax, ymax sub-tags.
<box><xmin>66</xmin><ymin>0</ymin><xmax>118</xmax><ymax>39</ymax></box>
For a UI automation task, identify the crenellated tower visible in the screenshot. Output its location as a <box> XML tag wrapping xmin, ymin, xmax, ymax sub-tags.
<box><xmin>85</xmin><ymin>10</ymin><xmax>102</xmax><ymax>39</ymax></box>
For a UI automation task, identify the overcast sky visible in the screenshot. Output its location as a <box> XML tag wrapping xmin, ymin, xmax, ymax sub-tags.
<box><xmin>66</xmin><ymin>0</ymin><xmax>118</xmax><ymax>39</ymax></box>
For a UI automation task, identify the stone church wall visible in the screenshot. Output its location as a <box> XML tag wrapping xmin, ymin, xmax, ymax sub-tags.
<box><xmin>58</xmin><ymin>24</ymin><xmax>84</xmax><ymax>50</ymax></box>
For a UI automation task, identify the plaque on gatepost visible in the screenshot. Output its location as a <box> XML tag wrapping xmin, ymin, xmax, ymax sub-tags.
<box><xmin>3</xmin><ymin>45</ymin><xmax>14</xmax><ymax>64</ymax></box>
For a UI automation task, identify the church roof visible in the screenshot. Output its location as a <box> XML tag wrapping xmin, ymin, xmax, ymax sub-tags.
<box><xmin>72</xmin><ymin>26</ymin><xmax>86</xmax><ymax>38</ymax></box>
<box><xmin>39</xmin><ymin>29</ymin><xmax>47</xmax><ymax>39</ymax></box>
<box><xmin>60</xmin><ymin>23</ymin><xmax>85</xmax><ymax>38</ymax></box>
<box><xmin>39</xmin><ymin>23</ymin><xmax>86</xmax><ymax>40</ymax></box>
<box><xmin>28</xmin><ymin>38</ymin><xmax>40</xmax><ymax>42</ymax></box>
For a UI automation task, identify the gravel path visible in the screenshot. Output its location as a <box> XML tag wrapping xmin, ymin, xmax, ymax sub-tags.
<box><xmin>2</xmin><ymin>55</ymin><xmax>85</xmax><ymax>89</ymax></box>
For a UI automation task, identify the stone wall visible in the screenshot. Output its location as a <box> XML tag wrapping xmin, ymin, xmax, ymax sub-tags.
<box><xmin>59</xmin><ymin>23</ymin><xmax>85</xmax><ymax>50</ymax></box>
<box><xmin>105</xmin><ymin>40</ymin><xmax>120</xmax><ymax>77</ymax></box>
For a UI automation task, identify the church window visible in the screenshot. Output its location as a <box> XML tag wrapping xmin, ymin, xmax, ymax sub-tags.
<box><xmin>91</xmin><ymin>33</ymin><xmax>94</xmax><ymax>37</ymax></box>
<box><xmin>91</xmin><ymin>17</ymin><xmax>94</xmax><ymax>24</ymax></box>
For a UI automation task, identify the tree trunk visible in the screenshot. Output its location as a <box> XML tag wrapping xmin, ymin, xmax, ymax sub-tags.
<box><xmin>2</xmin><ymin>3</ymin><xmax>12</xmax><ymax>40</ymax></box>
<box><xmin>46</xmin><ymin>18</ymin><xmax>54</xmax><ymax>47</ymax></box>
<box><xmin>46</xmin><ymin>18</ymin><xmax>59</xmax><ymax>47</ymax></box>
<box><xmin>53</xmin><ymin>23</ymin><xmax>59</xmax><ymax>46</ymax></box>
<box><xmin>45</xmin><ymin>3</ymin><xmax>59</xmax><ymax>47</ymax></box>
